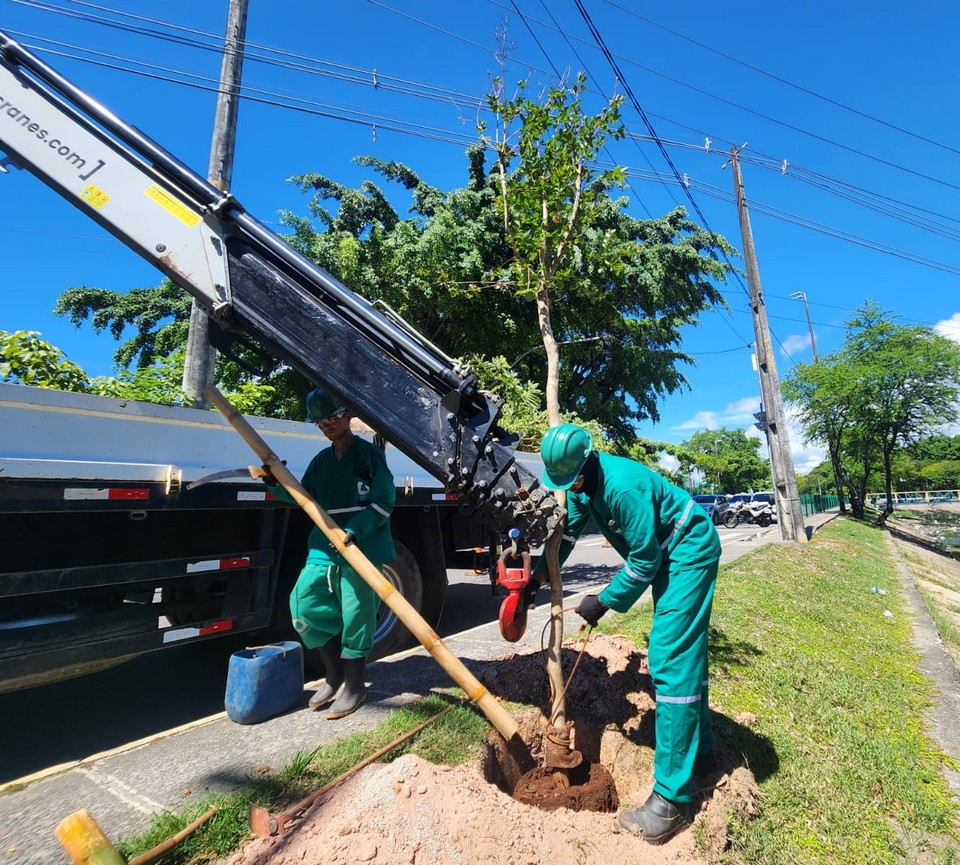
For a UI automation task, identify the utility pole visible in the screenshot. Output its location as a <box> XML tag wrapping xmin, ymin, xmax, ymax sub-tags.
<box><xmin>731</xmin><ymin>147</ymin><xmax>806</xmax><ymax>543</ymax></box>
<box><xmin>182</xmin><ymin>0</ymin><xmax>249</xmax><ymax>408</ymax></box>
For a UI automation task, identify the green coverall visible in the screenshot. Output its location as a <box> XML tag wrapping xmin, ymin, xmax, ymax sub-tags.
<box><xmin>269</xmin><ymin>437</ymin><xmax>396</xmax><ymax>659</ymax></box>
<box><xmin>553</xmin><ymin>451</ymin><xmax>721</xmax><ymax>803</ymax></box>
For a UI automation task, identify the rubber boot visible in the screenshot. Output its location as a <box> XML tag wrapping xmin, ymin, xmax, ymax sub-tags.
<box><xmin>326</xmin><ymin>657</ymin><xmax>366</xmax><ymax>719</ymax></box>
<box><xmin>617</xmin><ymin>790</ymin><xmax>688</xmax><ymax>845</ymax></box>
<box><xmin>308</xmin><ymin>637</ymin><xmax>344</xmax><ymax>710</ymax></box>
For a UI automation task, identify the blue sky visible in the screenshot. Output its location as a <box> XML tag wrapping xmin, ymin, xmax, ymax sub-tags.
<box><xmin>2</xmin><ymin>0</ymin><xmax>960</xmax><ymax>475</ymax></box>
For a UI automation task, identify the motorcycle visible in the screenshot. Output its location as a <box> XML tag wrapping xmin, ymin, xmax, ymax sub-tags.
<box><xmin>723</xmin><ymin>499</ymin><xmax>774</xmax><ymax>528</ymax></box>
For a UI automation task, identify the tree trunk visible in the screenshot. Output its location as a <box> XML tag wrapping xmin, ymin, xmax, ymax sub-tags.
<box><xmin>536</xmin><ymin>282</ymin><xmax>566</xmax><ymax>728</ymax></box>
<box><xmin>828</xmin><ymin>434</ymin><xmax>847</xmax><ymax>515</ymax></box>
<box><xmin>878</xmin><ymin>447</ymin><xmax>895</xmax><ymax>527</ymax></box>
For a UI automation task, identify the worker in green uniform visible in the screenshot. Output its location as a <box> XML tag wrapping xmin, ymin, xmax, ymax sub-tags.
<box><xmin>264</xmin><ymin>388</ymin><xmax>396</xmax><ymax>720</ymax></box>
<box><xmin>531</xmin><ymin>423</ymin><xmax>721</xmax><ymax>844</ymax></box>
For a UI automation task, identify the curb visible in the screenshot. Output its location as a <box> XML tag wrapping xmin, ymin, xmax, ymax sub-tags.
<box><xmin>885</xmin><ymin>534</ymin><xmax>960</xmax><ymax>799</ymax></box>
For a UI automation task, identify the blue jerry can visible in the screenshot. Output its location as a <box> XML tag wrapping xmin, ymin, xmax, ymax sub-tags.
<box><xmin>224</xmin><ymin>641</ymin><xmax>304</xmax><ymax>724</ymax></box>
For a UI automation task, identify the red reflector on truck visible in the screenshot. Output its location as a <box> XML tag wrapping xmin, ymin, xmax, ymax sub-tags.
<box><xmin>163</xmin><ymin>619</ymin><xmax>234</xmax><ymax>643</ymax></box>
<box><xmin>186</xmin><ymin>556</ymin><xmax>251</xmax><ymax>573</ymax></box>
<box><xmin>199</xmin><ymin>619</ymin><xmax>233</xmax><ymax>636</ymax></box>
<box><xmin>63</xmin><ymin>487</ymin><xmax>150</xmax><ymax>500</ymax></box>
<box><xmin>219</xmin><ymin>557</ymin><xmax>251</xmax><ymax>570</ymax></box>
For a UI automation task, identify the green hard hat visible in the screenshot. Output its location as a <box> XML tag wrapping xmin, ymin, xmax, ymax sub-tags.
<box><xmin>305</xmin><ymin>387</ymin><xmax>343</xmax><ymax>422</ymax></box>
<box><xmin>540</xmin><ymin>423</ymin><xmax>593</xmax><ymax>490</ymax></box>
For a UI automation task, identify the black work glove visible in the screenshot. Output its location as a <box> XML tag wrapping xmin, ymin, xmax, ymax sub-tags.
<box><xmin>522</xmin><ymin>577</ymin><xmax>545</xmax><ymax>610</ymax></box>
<box><xmin>253</xmin><ymin>461</ymin><xmax>285</xmax><ymax>486</ymax></box>
<box><xmin>342</xmin><ymin>531</ymin><xmax>356</xmax><ymax>547</ymax></box>
<box><xmin>575</xmin><ymin>594</ymin><xmax>608</xmax><ymax>627</ymax></box>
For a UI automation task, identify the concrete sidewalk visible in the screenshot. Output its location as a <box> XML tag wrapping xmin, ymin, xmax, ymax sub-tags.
<box><xmin>0</xmin><ymin>508</ymin><xmax>842</xmax><ymax>865</ymax></box>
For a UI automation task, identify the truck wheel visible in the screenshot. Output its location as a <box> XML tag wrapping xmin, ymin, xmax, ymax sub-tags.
<box><xmin>722</xmin><ymin>511</ymin><xmax>740</xmax><ymax>529</ymax></box>
<box><xmin>369</xmin><ymin>541</ymin><xmax>422</xmax><ymax>661</ymax></box>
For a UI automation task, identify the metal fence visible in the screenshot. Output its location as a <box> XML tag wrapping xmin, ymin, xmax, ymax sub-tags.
<box><xmin>799</xmin><ymin>494</ymin><xmax>841</xmax><ymax>516</ymax></box>
<box><xmin>866</xmin><ymin>490</ymin><xmax>960</xmax><ymax>508</ymax></box>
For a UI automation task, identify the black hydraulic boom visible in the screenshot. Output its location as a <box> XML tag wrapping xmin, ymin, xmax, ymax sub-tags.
<box><xmin>0</xmin><ymin>31</ymin><xmax>561</xmax><ymax>543</ymax></box>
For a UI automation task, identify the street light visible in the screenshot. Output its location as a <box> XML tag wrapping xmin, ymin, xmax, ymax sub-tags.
<box><xmin>790</xmin><ymin>291</ymin><xmax>819</xmax><ymax>359</ymax></box>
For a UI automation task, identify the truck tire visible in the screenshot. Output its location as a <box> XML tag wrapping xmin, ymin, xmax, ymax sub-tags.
<box><xmin>369</xmin><ymin>541</ymin><xmax>422</xmax><ymax>661</ymax></box>
<box><xmin>301</xmin><ymin>541</ymin><xmax>423</xmax><ymax>678</ymax></box>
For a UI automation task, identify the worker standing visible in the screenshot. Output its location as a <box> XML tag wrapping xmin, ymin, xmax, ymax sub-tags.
<box><xmin>532</xmin><ymin>423</ymin><xmax>721</xmax><ymax>844</ymax></box>
<box><xmin>263</xmin><ymin>388</ymin><xmax>396</xmax><ymax>720</ymax></box>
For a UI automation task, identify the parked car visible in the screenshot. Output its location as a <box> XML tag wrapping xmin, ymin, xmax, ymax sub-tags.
<box><xmin>692</xmin><ymin>494</ymin><xmax>730</xmax><ymax>525</ymax></box>
<box><xmin>751</xmin><ymin>491</ymin><xmax>778</xmax><ymax>519</ymax></box>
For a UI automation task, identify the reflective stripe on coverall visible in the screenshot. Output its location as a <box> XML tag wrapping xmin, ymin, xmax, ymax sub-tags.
<box><xmin>556</xmin><ymin>451</ymin><xmax>722</xmax><ymax>803</ymax></box>
<box><xmin>269</xmin><ymin>436</ymin><xmax>396</xmax><ymax>661</ymax></box>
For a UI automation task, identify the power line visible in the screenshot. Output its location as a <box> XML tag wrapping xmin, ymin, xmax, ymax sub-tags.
<box><xmin>527</xmin><ymin>0</ymin><xmax>663</xmax><ymax>216</ymax></box>
<box><xmin>26</xmin><ymin>0</ymin><xmax>960</xmax><ymax>239</ymax></box>
<box><xmin>572</xmin><ymin>2</ymin><xmax>749</xmax><ymax>282</ymax></box>
<box><xmin>26</xmin><ymin>28</ymin><xmax>960</xmax><ymax>286</ymax></box>
<box><xmin>601</xmin><ymin>0</ymin><xmax>960</xmax><ymax>158</ymax></box>
<box><xmin>7</xmin><ymin>32</ymin><xmax>483</xmax><ymax>147</ymax></box>
<box><xmin>687</xmin><ymin>177</ymin><xmax>960</xmax><ymax>277</ymax></box>
<box><xmin>13</xmin><ymin>4</ymin><xmax>960</xmax><ymax>294</ymax></box>
<box><xmin>481</xmin><ymin>0</ymin><xmax>960</xmax><ymax>195</ymax></box>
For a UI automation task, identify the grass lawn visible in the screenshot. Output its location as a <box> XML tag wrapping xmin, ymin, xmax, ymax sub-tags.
<box><xmin>118</xmin><ymin>518</ymin><xmax>959</xmax><ymax>865</ymax></box>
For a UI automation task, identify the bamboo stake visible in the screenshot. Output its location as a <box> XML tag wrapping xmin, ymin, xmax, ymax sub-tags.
<box><xmin>128</xmin><ymin>807</ymin><xmax>217</xmax><ymax>865</ymax></box>
<box><xmin>203</xmin><ymin>386</ymin><xmax>520</xmax><ymax>742</ymax></box>
<box><xmin>55</xmin><ymin>810</ymin><xmax>124</xmax><ymax>865</ymax></box>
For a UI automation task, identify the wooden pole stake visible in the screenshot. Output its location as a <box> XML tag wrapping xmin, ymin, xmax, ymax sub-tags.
<box><xmin>204</xmin><ymin>385</ymin><xmax>520</xmax><ymax>742</ymax></box>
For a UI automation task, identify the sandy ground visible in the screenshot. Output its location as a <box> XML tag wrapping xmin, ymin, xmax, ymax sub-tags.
<box><xmin>221</xmin><ymin>635</ymin><xmax>760</xmax><ymax>865</ymax></box>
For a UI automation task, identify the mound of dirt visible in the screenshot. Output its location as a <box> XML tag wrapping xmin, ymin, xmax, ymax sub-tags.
<box><xmin>221</xmin><ymin>635</ymin><xmax>760</xmax><ymax>865</ymax></box>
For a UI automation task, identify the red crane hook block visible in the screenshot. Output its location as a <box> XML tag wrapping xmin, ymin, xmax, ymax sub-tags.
<box><xmin>497</xmin><ymin>548</ymin><xmax>532</xmax><ymax>642</ymax></box>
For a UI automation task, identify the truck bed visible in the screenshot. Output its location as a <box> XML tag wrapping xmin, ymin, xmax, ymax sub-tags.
<box><xmin>0</xmin><ymin>382</ymin><xmax>441</xmax><ymax>490</ymax></box>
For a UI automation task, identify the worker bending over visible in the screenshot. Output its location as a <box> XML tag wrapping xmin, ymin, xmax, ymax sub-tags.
<box><xmin>532</xmin><ymin>423</ymin><xmax>721</xmax><ymax>844</ymax></box>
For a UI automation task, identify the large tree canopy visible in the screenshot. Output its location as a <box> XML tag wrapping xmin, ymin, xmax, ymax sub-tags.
<box><xmin>284</xmin><ymin>143</ymin><xmax>734</xmax><ymax>441</ymax></box>
<box><xmin>785</xmin><ymin>303</ymin><xmax>960</xmax><ymax>521</ymax></box>
<box><xmin>54</xmin><ymin>279</ymin><xmax>190</xmax><ymax>370</ymax></box>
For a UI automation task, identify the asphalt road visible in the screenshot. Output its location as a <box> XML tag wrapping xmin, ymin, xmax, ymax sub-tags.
<box><xmin>0</xmin><ymin>523</ymin><xmax>769</xmax><ymax>786</ymax></box>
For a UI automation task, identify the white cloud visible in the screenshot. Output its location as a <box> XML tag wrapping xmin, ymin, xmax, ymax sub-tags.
<box><xmin>780</xmin><ymin>333</ymin><xmax>811</xmax><ymax>358</ymax></box>
<box><xmin>725</xmin><ymin>396</ymin><xmax>762</xmax><ymax>419</ymax></box>
<box><xmin>934</xmin><ymin>312</ymin><xmax>960</xmax><ymax>434</ymax></box>
<box><xmin>934</xmin><ymin>312</ymin><xmax>960</xmax><ymax>344</ymax></box>
<box><xmin>672</xmin><ymin>410</ymin><xmax>719</xmax><ymax>431</ymax></box>
<box><xmin>672</xmin><ymin>396</ymin><xmax>760</xmax><ymax>432</ymax></box>
<box><xmin>769</xmin><ymin>405</ymin><xmax>827</xmax><ymax>476</ymax></box>
<box><xmin>658</xmin><ymin>452</ymin><xmax>680</xmax><ymax>472</ymax></box>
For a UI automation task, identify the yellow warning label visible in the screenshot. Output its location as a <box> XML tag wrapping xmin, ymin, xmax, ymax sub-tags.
<box><xmin>81</xmin><ymin>185</ymin><xmax>109</xmax><ymax>209</ymax></box>
<box><xmin>145</xmin><ymin>184</ymin><xmax>201</xmax><ymax>227</ymax></box>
